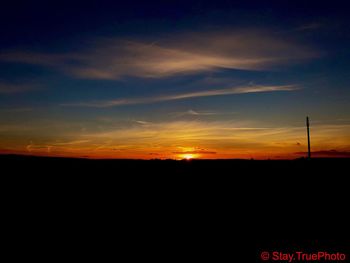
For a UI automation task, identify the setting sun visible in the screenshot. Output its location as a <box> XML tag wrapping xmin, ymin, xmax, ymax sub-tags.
<box><xmin>181</xmin><ymin>154</ymin><xmax>197</xmax><ymax>160</ymax></box>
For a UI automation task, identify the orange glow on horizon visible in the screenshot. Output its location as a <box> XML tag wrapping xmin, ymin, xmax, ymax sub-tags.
<box><xmin>180</xmin><ymin>153</ymin><xmax>197</xmax><ymax>160</ymax></box>
<box><xmin>1</xmin><ymin>147</ymin><xmax>349</xmax><ymax>159</ymax></box>
<box><xmin>1</xmin><ymin>120</ymin><xmax>349</xmax><ymax>160</ymax></box>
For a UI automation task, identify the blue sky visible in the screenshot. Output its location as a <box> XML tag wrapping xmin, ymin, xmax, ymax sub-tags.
<box><xmin>1</xmin><ymin>0</ymin><xmax>350</xmax><ymax>158</ymax></box>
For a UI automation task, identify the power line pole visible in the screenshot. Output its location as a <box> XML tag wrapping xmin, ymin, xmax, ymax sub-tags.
<box><xmin>306</xmin><ymin>116</ymin><xmax>311</xmax><ymax>159</ymax></box>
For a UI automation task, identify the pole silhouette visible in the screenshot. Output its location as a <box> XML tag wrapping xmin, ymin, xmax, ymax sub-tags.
<box><xmin>306</xmin><ymin>116</ymin><xmax>311</xmax><ymax>159</ymax></box>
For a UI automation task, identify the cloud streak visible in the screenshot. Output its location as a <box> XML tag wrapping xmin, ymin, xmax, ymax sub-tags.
<box><xmin>62</xmin><ymin>84</ymin><xmax>299</xmax><ymax>108</ymax></box>
<box><xmin>0</xmin><ymin>30</ymin><xmax>318</xmax><ymax>79</ymax></box>
<box><xmin>295</xmin><ymin>23</ymin><xmax>322</xmax><ymax>31</ymax></box>
<box><xmin>173</xmin><ymin>150</ymin><xmax>217</xmax><ymax>154</ymax></box>
<box><xmin>0</xmin><ymin>82</ymin><xmax>38</xmax><ymax>94</ymax></box>
<box><xmin>0</xmin><ymin>107</ymin><xmax>32</xmax><ymax>112</ymax></box>
<box><xmin>174</xmin><ymin>109</ymin><xmax>219</xmax><ymax>116</ymax></box>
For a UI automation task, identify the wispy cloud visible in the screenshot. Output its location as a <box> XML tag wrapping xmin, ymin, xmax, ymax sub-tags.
<box><xmin>135</xmin><ymin>120</ymin><xmax>153</xmax><ymax>125</ymax></box>
<box><xmin>0</xmin><ymin>82</ymin><xmax>38</xmax><ymax>94</ymax></box>
<box><xmin>52</xmin><ymin>140</ymin><xmax>90</xmax><ymax>146</ymax></box>
<box><xmin>25</xmin><ymin>140</ymin><xmax>90</xmax><ymax>153</ymax></box>
<box><xmin>295</xmin><ymin>22</ymin><xmax>322</xmax><ymax>31</ymax></box>
<box><xmin>0</xmin><ymin>107</ymin><xmax>32</xmax><ymax>112</ymax></box>
<box><xmin>0</xmin><ymin>51</ymin><xmax>67</xmax><ymax>66</ymax></box>
<box><xmin>173</xmin><ymin>150</ymin><xmax>216</xmax><ymax>154</ymax></box>
<box><xmin>175</xmin><ymin>109</ymin><xmax>219</xmax><ymax>116</ymax></box>
<box><xmin>62</xmin><ymin>84</ymin><xmax>299</xmax><ymax>107</ymax></box>
<box><xmin>0</xmin><ymin>30</ymin><xmax>318</xmax><ymax>79</ymax></box>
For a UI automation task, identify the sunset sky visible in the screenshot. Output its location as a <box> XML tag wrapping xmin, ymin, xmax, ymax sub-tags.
<box><xmin>1</xmin><ymin>1</ymin><xmax>350</xmax><ymax>159</ymax></box>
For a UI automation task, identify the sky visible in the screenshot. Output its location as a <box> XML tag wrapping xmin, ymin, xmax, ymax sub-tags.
<box><xmin>1</xmin><ymin>0</ymin><xmax>350</xmax><ymax>159</ymax></box>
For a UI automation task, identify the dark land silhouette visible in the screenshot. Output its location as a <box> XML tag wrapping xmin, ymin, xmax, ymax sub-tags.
<box><xmin>2</xmin><ymin>154</ymin><xmax>348</xmax><ymax>258</ymax></box>
<box><xmin>1</xmin><ymin>153</ymin><xmax>349</xmax><ymax>175</ymax></box>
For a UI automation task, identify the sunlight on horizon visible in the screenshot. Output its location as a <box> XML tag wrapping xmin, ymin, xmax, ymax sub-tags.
<box><xmin>180</xmin><ymin>154</ymin><xmax>198</xmax><ymax>160</ymax></box>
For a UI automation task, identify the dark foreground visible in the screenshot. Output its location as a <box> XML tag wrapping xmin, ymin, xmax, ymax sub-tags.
<box><xmin>2</xmin><ymin>155</ymin><xmax>349</xmax><ymax>259</ymax></box>
<box><xmin>1</xmin><ymin>154</ymin><xmax>349</xmax><ymax>174</ymax></box>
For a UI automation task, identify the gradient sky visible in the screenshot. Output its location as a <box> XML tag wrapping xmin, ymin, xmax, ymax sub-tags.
<box><xmin>1</xmin><ymin>0</ymin><xmax>350</xmax><ymax>159</ymax></box>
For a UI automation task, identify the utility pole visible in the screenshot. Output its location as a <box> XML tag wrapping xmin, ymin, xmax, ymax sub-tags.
<box><xmin>306</xmin><ymin>116</ymin><xmax>311</xmax><ymax>159</ymax></box>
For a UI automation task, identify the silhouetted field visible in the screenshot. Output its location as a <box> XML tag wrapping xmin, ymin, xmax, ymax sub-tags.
<box><xmin>1</xmin><ymin>154</ymin><xmax>349</xmax><ymax>194</ymax></box>
<box><xmin>1</xmin><ymin>154</ymin><xmax>348</xmax><ymax>256</ymax></box>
